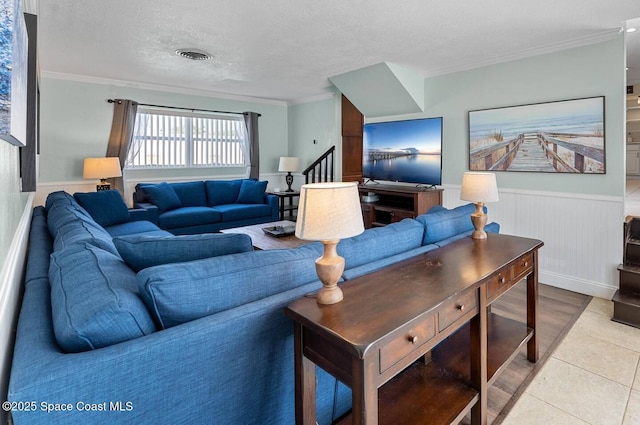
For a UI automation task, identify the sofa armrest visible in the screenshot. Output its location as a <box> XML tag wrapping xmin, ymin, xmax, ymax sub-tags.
<box><xmin>132</xmin><ymin>202</ymin><xmax>159</xmax><ymax>225</ymax></box>
<box><xmin>128</xmin><ymin>208</ymin><xmax>150</xmax><ymax>222</ymax></box>
<box><xmin>265</xmin><ymin>194</ymin><xmax>279</xmax><ymax>221</ymax></box>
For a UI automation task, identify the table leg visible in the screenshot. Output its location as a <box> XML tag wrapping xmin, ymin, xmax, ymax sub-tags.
<box><xmin>470</xmin><ymin>285</ymin><xmax>488</xmax><ymax>425</ymax></box>
<box><xmin>294</xmin><ymin>322</ymin><xmax>316</xmax><ymax>425</ymax></box>
<box><xmin>279</xmin><ymin>197</ymin><xmax>286</xmax><ymax>221</ymax></box>
<box><xmin>351</xmin><ymin>357</ymin><xmax>378</xmax><ymax>424</ymax></box>
<box><xmin>527</xmin><ymin>250</ymin><xmax>539</xmax><ymax>362</ymax></box>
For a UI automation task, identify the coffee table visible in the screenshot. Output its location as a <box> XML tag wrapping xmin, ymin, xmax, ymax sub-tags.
<box><xmin>220</xmin><ymin>220</ymin><xmax>308</xmax><ymax>250</ymax></box>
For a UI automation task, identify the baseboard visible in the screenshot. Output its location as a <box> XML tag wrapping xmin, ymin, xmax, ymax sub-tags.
<box><xmin>540</xmin><ymin>270</ymin><xmax>617</xmax><ymax>300</ymax></box>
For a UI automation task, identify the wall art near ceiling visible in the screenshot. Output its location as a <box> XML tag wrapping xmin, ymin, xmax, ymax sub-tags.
<box><xmin>0</xmin><ymin>0</ymin><xmax>28</xmax><ymax>146</ymax></box>
<box><xmin>469</xmin><ymin>96</ymin><xmax>605</xmax><ymax>173</ymax></box>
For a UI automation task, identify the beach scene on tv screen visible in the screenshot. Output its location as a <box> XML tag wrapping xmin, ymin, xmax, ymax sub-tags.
<box><xmin>363</xmin><ymin>118</ymin><xmax>442</xmax><ymax>184</ymax></box>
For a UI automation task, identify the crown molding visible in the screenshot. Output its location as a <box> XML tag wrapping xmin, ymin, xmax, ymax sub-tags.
<box><xmin>424</xmin><ymin>28</ymin><xmax>622</xmax><ymax>78</ymax></box>
<box><xmin>287</xmin><ymin>91</ymin><xmax>336</xmax><ymax>106</ymax></box>
<box><xmin>40</xmin><ymin>71</ymin><xmax>289</xmax><ymax>107</ymax></box>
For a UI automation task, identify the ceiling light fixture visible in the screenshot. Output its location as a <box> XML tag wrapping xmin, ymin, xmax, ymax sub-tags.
<box><xmin>174</xmin><ymin>48</ymin><xmax>213</xmax><ymax>61</ymax></box>
<box><xmin>627</xmin><ymin>27</ymin><xmax>637</xmax><ymax>33</ymax></box>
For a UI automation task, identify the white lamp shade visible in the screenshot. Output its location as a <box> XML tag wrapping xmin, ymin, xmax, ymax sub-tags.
<box><xmin>295</xmin><ymin>182</ymin><xmax>365</xmax><ymax>241</ymax></box>
<box><xmin>460</xmin><ymin>172</ymin><xmax>499</xmax><ymax>202</ymax></box>
<box><xmin>83</xmin><ymin>157</ymin><xmax>122</xmax><ymax>179</ymax></box>
<box><xmin>278</xmin><ymin>156</ymin><xmax>300</xmax><ymax>172</ymax></box>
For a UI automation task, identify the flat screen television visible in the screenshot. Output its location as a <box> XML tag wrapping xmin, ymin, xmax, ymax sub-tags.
<box><xmin>362</xmin><ymin>117</ymin><xmax>442</xmax><ymax>186</ymax></box>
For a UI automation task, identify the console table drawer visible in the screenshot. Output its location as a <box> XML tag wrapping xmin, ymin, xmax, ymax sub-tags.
<box><xmin>438</xmin><ymin>289</ymin><xmax>478</xmax><ymax>332</ymax></box>
<box><xmin>513</xmin><ymin>253</ymin><xmax>533</xmax><ymax>278</ymax></box>
<box><xmin>487</xmin><ymin>253</ymin><xmax>533</xmax><ymax>301</ymax></box>
<box><xmin>379</xmin><ymin>314</ymin><xmax>436</xmax><ymax>373</ymax></box>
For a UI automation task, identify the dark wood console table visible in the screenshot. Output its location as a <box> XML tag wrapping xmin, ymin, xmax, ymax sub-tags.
<box><xmin>284</xmin><ymin>233</ymin><xmax>543</xmax><ymax>425</ymax></box>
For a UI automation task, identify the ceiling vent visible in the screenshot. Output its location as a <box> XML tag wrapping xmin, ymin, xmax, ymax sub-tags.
<box><xmin>174</xmin><ymin>48</ymin><xmax>213</xmax><ymax>61</ymax></box>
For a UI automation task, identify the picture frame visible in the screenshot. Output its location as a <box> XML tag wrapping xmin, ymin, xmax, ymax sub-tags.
<box><xmin>0</xmin><ymin>0</ymin><xmax>28</xmax><ymax>147</ymax></box>
<box><xmin>468</xmin><ymin>96</ymin><xmax>605</xmax><ymax>174</ymax></box>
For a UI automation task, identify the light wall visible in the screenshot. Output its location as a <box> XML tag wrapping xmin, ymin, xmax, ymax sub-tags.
<box><xmin>38</xmin><ymin>77</ymin><xmax>290</xmax><ymax>196</ymax></box>
<box><xmin>287</xmin><ymin>91</ymin><xmax>342</xmax><ymax>187</ymax></box>
<box><xmin>288</xmin><ymin>36</ymin><xmax>626</xmax><ymax>298</ymax></box>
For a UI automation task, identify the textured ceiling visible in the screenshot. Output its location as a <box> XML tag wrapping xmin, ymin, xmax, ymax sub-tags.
<box><xmin>35</xmin><ymin>0</ymin><xmax>640</xmax><ymax>103</ymax></box>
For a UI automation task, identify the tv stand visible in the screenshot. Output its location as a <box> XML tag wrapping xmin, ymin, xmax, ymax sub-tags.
<box><xmin>358</xmin><ymin>184</ymin><xmax>443</xmax><ymax>228</ymax></box>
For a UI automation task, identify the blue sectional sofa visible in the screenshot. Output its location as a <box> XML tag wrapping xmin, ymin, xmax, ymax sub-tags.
<box><xmin>132</xmin><ymin>179</ymin><xmax>279</xmax><ymax>234</ymax></box>
<box><xmin>8</xmin><ymin>191</ymin><xmax>498</xmax><ymax>425</ymax></box>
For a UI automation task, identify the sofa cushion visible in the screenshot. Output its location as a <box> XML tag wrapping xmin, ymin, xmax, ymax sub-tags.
<box><xmin>137</xmin><ymin>245</ymin><xmax>321</xmax><ymax>328</ymax></box>
<box><xmin>236</xmin><ymin>179</ymin><xmax>267</xmax><ymax>204</ymax></box>
<box><xmin>104</xmin><ymin>220</ymin><xmax>172</xmax><ymax>237</ymax></box>
<box><xmin>333</xmin><ymin>218</ymin><xmax>425</xmax><ymax>270</ymax></box>
<box><xmin>46</xmin><ymin>203</ymin><xmax>92</xmax><ymax>237</ymax></box>
<box><xmin>52</xmin><ymin>218</ymin><xmax>120</xmax><ymax>256</ymax></box>
<box><xmin>25</xmin><ymin>207</ymin><xmax>54</xmax><ymax>284</ymax></box>
<box><xmin>211</xmin><ymin>204</ymin><xmax>273</xmax><ymax>221</ymax></box>
<box><xmin>74</xmin><ymin>190</ymin><xmax>131</xmax><ymax>228</ymax></box>
<box><xmin>44</xmin><ymin>190</ymin><xmax>78</xmax><ymax>212</ymax></box>
<box><xmin>434</xmin><ymin>221</ymin><xmax>500</xmax><ymax>247</ymax></box>
<box><xmin>142</xmin><ymin>183</ymin><xmax>182</xmax><ymax>213</ymax></box>
<box><xmin>416</xmin><ymin>203</ymin><xmax>485</xmax><ymax>245</ymax></box>
<box><xmin>49</xmin><ymin>244</ymin><xmax>156</xmax><ymax>352</ymax></box>
<box><xmin>158</xmin><ymin>206</ymin><xmax>222</xmax><ymax>229</ymax></box>
<box><xmin>205</xmin><ymin>179</ymin><xmax>242</xmax><ymax>206</ymax></box>
<box><xmin>113</xmin><ymin>233</ymin><xmax>254</xmax><ymax>272</ymax></box>
<box><xmin>170</xmin><ymin>181</ymin><xmax>207</xmax><ymax>207</ymax></box>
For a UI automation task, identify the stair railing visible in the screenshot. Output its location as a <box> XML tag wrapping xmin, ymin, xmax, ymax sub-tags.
<box><xmin>302</xmin><ymin>146</ymin><xmax>335</xmax><ymax>184</ymax></box>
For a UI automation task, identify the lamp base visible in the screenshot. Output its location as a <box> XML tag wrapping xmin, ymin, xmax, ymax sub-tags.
<box><xmin>285</xmin><ymin>172</ymin><xmax>294</xmax><ymax>192</ymax></box>
<box><xmin>96</xmin><ymin>180</ymin><xmax>111</xmax><ymax>192</ymax></box>
<box><xmin>470</xmin><ymin>202</ymin><xmax>488</xmax><ymax>239</ymax></box>
<box><xmin>315</xmin><ymin>239</ymin><xmax>345</xmax><ymax>305</ymax></box>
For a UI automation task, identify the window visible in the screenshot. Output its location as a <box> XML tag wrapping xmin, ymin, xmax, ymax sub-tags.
<box><xmin>126</xmin><ymin>109</ymin><xmax>247</xmax><ymax>169</ymax></box>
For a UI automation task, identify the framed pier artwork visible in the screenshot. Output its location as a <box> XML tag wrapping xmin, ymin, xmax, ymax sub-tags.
<box><xmin>0</xmin><ymin>0</ymin><xmax>28</xmax><ymax>146</ymax></box>
<box><xmin>468</xmin><ymin>96</ymin><xmax>605</xmax><ymax>174</ymax></box>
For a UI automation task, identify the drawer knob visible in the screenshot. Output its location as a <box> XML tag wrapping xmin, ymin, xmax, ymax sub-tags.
<box><xmin>456</xmin><ymin>304</ymin><xmax>465</xmax><ymax>312</ymax></box>
<box><xmin>523</xmin><ymin>261</ymin><xmax>529</xmax><ymax>267</ymax></box>
<box><xmin>408</xmin><ymin>335</ymin><xmax>418</xmax><ymax>344</ymax></box>
<box><xmin>499</xmin><ymin>276</ymin><xmax>506</xmax><ymax>284</ymax></box>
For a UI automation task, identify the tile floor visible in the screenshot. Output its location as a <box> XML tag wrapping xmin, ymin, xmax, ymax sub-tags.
<box><xmin>501</xmin><ymin>298</ymin><xmax>640</xmax><ymax>425</ymax></box>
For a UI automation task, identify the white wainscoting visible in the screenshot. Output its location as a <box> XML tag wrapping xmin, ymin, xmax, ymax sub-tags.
<box><xmin>0</xmin><ymin>193</ymin><xmax>33</xmax><ymax>423</ymax></box>
<box><xmin>442</xmin><ymin>184</ymin><xmax>623</xmax><ymax>299</ymax></box>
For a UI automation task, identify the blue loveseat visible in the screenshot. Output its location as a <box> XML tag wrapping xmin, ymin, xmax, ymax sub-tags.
<box><xmin>132</xmin><ymin>179</ymin><xmax>279</xmax><ymax>234</ymax></box>
<box><xmin>8</xmin><ymin>190</ymin><xmax>498</xmax><ymax>425</ymax></box>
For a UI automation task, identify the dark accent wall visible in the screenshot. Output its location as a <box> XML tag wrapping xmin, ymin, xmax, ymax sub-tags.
<box><xmin>20</xmin><ymin>12</ymin><xmax>37</xmax><ymax>192</ymax></box>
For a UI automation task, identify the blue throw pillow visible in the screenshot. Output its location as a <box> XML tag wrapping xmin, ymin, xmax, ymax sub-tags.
<box><xmin>73</xmin><ymin>190</ymin><xmax>130</xmax><ymax>227</ymax></box>
<box><xmin>205</xmin><ymin>179</ymin><xmax>243</xmax><ymax>206</ymax></box>
<box><xmin>137</xmin><ymin>245</ymin><xmax>321</xmax><ymax>328</ymax></box>
<box><xmin>170</xmin><ymin>181</ymin><xmax>207</xmax><ymax>207</ymax></box>
<box><xmin>416</xmin><ymin>203</ymin><xmax>485</xmax><ymax>245</ymax></box>
<box><xmin>113</xmin><ymin>233</ymin><xmax>254</xmax><ymax>272</ymax></box>
<box><xmin>236</xmin><ymin>179</ymin><xmax>268</xmax><ymax>204</ymax></box>
<box><xmin>49</xmin><ymin>243</ymin><xmax>156</xmax><ymax>352</ymax></box>
<box><xmin>141</xmin><ymin>183</ymin><xmax>182</xmax><ymax>213</ymax></box>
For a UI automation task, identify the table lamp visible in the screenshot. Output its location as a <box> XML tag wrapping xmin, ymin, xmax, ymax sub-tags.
<box><xmin>83</xmin><ymin>157</ymin><xmax>122</xmax><ymax>191</ymax></box>
<box><xmin>295</xmin><ymin>182</ymin><xmax>364</xmax><ymax>304</ymax></box>
<box><xmin>460</xmin><ymin>172</ymin><xmax>499</xmax><ymax>239</ymax></box>
<box><xmin>278</xmin><ymin>157</ymin><xmax>300</xmax><ymax>192</ymax></box>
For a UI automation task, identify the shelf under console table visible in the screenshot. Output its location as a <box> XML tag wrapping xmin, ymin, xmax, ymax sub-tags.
<box><xmin>284</xmin><ymin>233</ymin><xmax>543</xmax><ymax>425</ymax></box>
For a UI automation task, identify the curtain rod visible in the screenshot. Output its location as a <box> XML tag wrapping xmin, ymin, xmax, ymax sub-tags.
<box><xmin>106</xmin><ymin>99</ymin><xmax>260</xmax><ymax>117</ymax></box>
